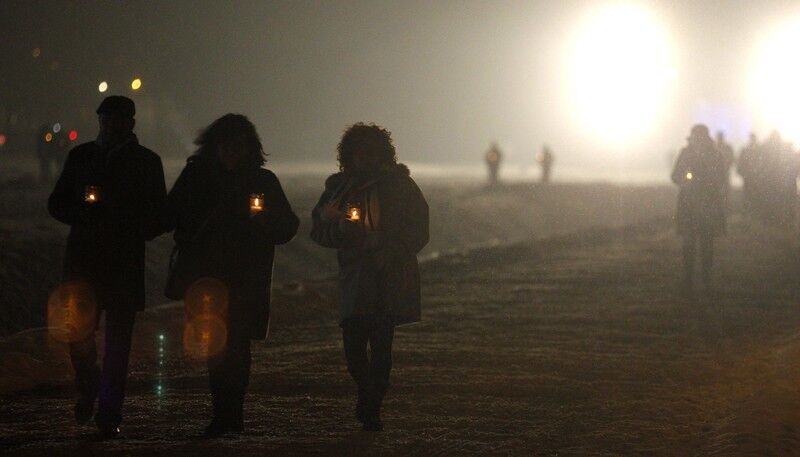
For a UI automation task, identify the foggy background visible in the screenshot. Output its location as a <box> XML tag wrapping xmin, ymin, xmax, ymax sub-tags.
<box><xmin>2</xmin><ymin>0</ymin><xmax>799</xmax><ymax>181</ymax></box>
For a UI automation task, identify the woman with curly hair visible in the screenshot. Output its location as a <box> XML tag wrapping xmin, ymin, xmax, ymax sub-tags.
<box><xmin>163</xmin><ymin>114</ymin><xmax>299</xmax><ymax>436</ymax></box>
<box><xmin>311</xmin><ymin>122</ymin><xmax>429</xmax><ymax>431</ymax></box>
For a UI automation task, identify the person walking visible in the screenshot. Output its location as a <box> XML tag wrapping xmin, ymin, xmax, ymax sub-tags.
<box><xmin>671</xmin><ymin>124</ymin><xmax>726</xmax><ymax>295</ymax></box>
<box><xmin>47</xmin><ymin>96</ymin><xmax>166</xmax><ymax>438</ymax></box>
<box><xmin>311</xmin><ymin>122</ymin><xmax>429</xmax><ymax>431</ymax></box>
<box><xmin>162</xmin><ymin>114</ymin><xmax>299</xmax><ymax>437</ymax></box>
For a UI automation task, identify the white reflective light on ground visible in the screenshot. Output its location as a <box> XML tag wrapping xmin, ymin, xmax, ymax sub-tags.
<box><xmin>98</xmin><ymin>81</ymin><xmax>108</xmax><ymax>93</ymax></box>
<box><xmin>750</xmin><ymin>17</ymin><xmax>800</xmax><ymax>143</ymax></box>
<box><xmin>567</xmin><ymin>4</ymin><xmax>676</xmax><ymax>144</ymax></box>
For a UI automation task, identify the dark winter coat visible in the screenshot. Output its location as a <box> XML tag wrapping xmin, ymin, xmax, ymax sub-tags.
<box><xmin>310</xmin><ymin>164</ymin><xmax>429</xmax><ymax>326</ymax></box>
<box><xmin>671</xmin><ymin>141</ymin><xmax>726</xmax><ymax>237</ymax></box>
<box><xmin>48</xmin><ymin>135</ymin><xmax>167</xmax><ymax>311</ymax></box>
<box><xmin>163</xmin><ymin>156</ymin><xmax>299</xmax><ymax>340</ymax></box>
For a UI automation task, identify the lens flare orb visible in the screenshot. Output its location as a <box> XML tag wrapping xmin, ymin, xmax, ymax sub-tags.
<box><xmin>47</xmin><ymin>281</ymin><xmax>97</xmax><ymax>343</ymax></box>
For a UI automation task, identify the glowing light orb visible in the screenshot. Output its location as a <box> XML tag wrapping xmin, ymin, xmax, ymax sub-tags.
<box><xmin>185</xmin><ymin>277</ymin><xmax>229</xmax><ymax>319</ymax></box>
<box><xmin>686</xmin><ymin>172</ymin><xmax>693</xmax><ymax>180</ymax></box>
<box><xmin>52</xmin><ymin>123</ymin><xmax>61</xmax><ymax>133</ymax></box>
<box><xmin>567</xmin><ymin>4</ymin><xmax>677</xmax><ymax>144</ymax></box>
<box><xmin>750</xmin><ymin>17</ymin><xmax>800</xmax><ymax>143</ymax></box>
<box><xmin>183</xmin><ymin>315</ymin><xmax>228</xmax><ymax>359</ymax></box>
<box><xmin>32</xmin><ymin>48</ymin><xmax>41</xmax><ymax>58</ymax></box>
<box><xmin>98</xmin><ymin>81</ymin><xmax>108</xmax><ymax>93</ymax></box>
<box><xmin>47</xmin><ymin>281</ymin><xmax>97</xmax><ymax>343</ymax></box>
<box><xmin>0</xmin><ymin>134</ymin><xmax>6</xmax><ymax>146</ymax></box>
<box><xmin>131</xmin><ymin>78</ymin><xmax>142</xmax><ymax>90</ymax></box>
<box><xmin>45</xmin><ymin>132</ymin><xmax>53</xmax><ymax>142</ymax></box>
<box><xmin>68</xmin><ymin>130</ymin><xmax>78</xmax><ymax>141</ymax></box>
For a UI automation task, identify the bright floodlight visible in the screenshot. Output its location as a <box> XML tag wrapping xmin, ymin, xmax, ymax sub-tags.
<box><xmin>98</xmin><ymin>81</ymin><xmax>108</xmax><ymax>93</ymax></box>
<box><xmin>131</xmin><ymin>78</ymin><xmax>142</xmax><ymax>90</ymax></box>
<box><xmin>750</xmin><ymin>18</ymin><xmax>800</xmax><ymax>143</ymax></box>
<box><xmin>568</xmin><ymin>5</ymin><xmax>676</xmax><ymax>144</ymax></box>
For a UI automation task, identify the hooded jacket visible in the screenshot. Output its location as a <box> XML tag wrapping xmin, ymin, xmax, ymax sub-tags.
<box><xmin>311</xmin><ymin>164</ymin><xmax>429</xmax><ymax>325</ymax></box>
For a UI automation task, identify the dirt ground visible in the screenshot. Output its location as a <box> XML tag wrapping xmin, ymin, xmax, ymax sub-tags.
<box><xmin>0</xmin><ymin>176</ymin><xmax>800</xmax><ymax>456</ymax></box>
<box><xmin>3</xmin><ymin>205</ymin><xmax>800</xmax><ymax>455</ymax></box>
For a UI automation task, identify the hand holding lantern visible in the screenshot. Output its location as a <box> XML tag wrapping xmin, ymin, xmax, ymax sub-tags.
<box><xmin>84</xmin><ymin>185</ymin><xmax>101</xmax><ymax>204</ymax></box>
<box><xmin>345</xmin><ymin>203</ymin><xmax>361</xmax><ymax>222</ymax></box>
<box><xmin>249</xmin><ymin>193</ymin><xmax>265</xmax><ymax>216</ymax></box>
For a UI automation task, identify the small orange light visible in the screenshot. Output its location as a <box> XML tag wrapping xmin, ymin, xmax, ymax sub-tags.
<box><xmin>45</xmin><ymin>132</ymin><xmax>53</xmax><ymax>142</ymax></box>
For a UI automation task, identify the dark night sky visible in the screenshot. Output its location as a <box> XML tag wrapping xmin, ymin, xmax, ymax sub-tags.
<box><xmin>2</xmin><ymin>0</ymin><xmax>799</xmax><ymax>178</ymax></box>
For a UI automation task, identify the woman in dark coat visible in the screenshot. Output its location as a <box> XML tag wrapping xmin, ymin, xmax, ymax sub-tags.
<box><xmin>671</xmin><ymin>124</ymin><xmax>726</xmax><ymax>294</ymax></box>
<box><xmin>163</xmin><ymin>114</ymin><xmax>299</xmax><ymax>436</ymax></box>
<box><xmin>311</xmin><ymin>123</ymin><xmax>429</xmax><ymax>431</ymax></box>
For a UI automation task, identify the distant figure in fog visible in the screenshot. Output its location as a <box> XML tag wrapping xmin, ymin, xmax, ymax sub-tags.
<box><xmin>485</xmin><ymin>142</ymin><xmax>502</xmax><ymax>186</ymax></box>
<box><xmin>715</xmin><ymin>131</ymin><xmax>735</xmax><ymax>206</ymax></box>
<box><xmin>37</xmin><ymin>124</ymin><xmax>57</xmax><ymax>183</ymax></box>
<box><xmin>163</xmin><ymin>114</ymin><xmax>299</xmax><ymax>437</ymax></box>
<box><xmin>671</xmin><ymin>124</ymin><xmax>726</xmax><ymax>294</ymax></box>
<box><xmin>311</xmin><ymin>123</ymin><xmax>429</xmax><ymax>432</ymax></box>
<box><xmin>47</xmin><ymin>96</ymin><xmax>166</xmax><ymax>438</ymax></box>
<box><xmin>737</xmin><ymin>133</ymin><xmax>761</xmax><ymax>216</ymax></box>
<box><xmin>762</xmin><ymin>130</ymin><xmax>799</xmax><ymax>227</ymax></box>
<box><xmin>537</xmin><ymin>144</ymin><xmax>554</xmax><ymax>183</ymax></box>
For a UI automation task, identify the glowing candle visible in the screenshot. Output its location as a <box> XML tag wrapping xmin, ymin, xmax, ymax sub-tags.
<box><xmin>249</xmin><ymin>193</ymin><xmax>264</xmax><ymax>215</ymax></box>
<box><xmin>84</xmin><ymin>185</ymin><xmax>100</xmax><ymax>204</ymax></box>
<box><xmin>347</xmin><ymin>204</ymin><xmax>361</xmax><ymax>222</ymax></box>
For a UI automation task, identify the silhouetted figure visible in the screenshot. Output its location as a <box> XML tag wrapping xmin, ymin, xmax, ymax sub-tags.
<box><xmin>761</xmin><ymin>131</ymin><xmax>799</xmax><ymax>227</ymax></box>
<box><xmin>737</xmin><ymin>133</ymin><xmax>761</xmax><ymax>216</ymax></box>
<box><xmin>715</xmin><ymin>131</ymin><xmax>735</xmax><ymax>207</ymax></box>
<box><xmin>48</xmin><ymin>96</ymin><xmax>166</xmax><ymax>438</ymax></box>
<box><xmin>485</xmin><ymin>142</ymin><xmax>502</xmax><ymax>186</ymax></box>
<box><xmin>163</xmin><ymin>114</ymin><xmax>299</xmax><ymax>437</ymax></box>
<box><xmin>537</xmin><ymin>145</ymin><xmax>554</xmax><ymax>183</ymax></box>
<box><xmin>311</xmin><ymin>123</ymin><xmax>429</xmax><ymax>432</ymax></box>
<box><xmin>671</xmin><ymin>124</ymin><xmax>726</xmax><ymax>294</ymax></box>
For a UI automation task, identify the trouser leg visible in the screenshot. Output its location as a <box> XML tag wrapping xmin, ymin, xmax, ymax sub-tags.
<box><xmin>700</xmin><ymin>235</ymin><xmax>714</xmax><ymax>287</ymax></box>
<box><xmin>208</xmin><ymin>330</ymin><xmax>251</xmax><ymax>427</ymax></box>
<box><xmin>342</xmin><ymin>321</ymin><xmax>371</xmax><ymax>420</ymax></box>
<box><xmin>69</xmin><ymin>324</ymin><xmax>101</xmax><ymax>401</ymax></box>
<box><xmin>367</xmin><ymin>323</ymin><xmax>395</xmax><ymax>418</ymax></box>
<box><xmin>95</xmin><ymin>309</ymin><xmax>136</xmax><ymax>428</ymax></box>
<box><xmin>682</xmin><ymin>234</ymin><xmax>696</xmax><ymax>287</ymax></box>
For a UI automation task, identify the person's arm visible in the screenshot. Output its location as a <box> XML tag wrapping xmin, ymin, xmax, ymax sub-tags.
<box><xmin>48</xmin><ymin>147</ymin><xmax>85</xmax><ymax>225</ymax></box>
<box><xmin>141</xmin><ymin>155</ymin><xmax>168</xmax><ymax>240</ymax></box>
<box><xmin>670</xmin><ymin>149</ymin><xmax>689</xmax><ymax>185</ymax></box>
<box><xmin>396</xmin><ymin>178</ymin><xmax>430</xmax><ymax>255</ymax></box>
<box><xmin>251</xmin><ymin>171</ymin><xmax>299</xmax><ymax>245</ymax></box>
<box><xmin>310</xmin><ymin>176</ymin><xmax>362</xmax><ymax>248</ymax></box>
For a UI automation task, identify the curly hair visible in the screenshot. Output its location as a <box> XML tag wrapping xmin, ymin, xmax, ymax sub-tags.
<box><xmin>337</xmin><ymin>122</ymin><xmax>397</xmax><ymax>173</ymax></box>
<box><xmin>193</xmin><ymin>113</ymin><xmax>266</xmax><ymax>168</ymax></box>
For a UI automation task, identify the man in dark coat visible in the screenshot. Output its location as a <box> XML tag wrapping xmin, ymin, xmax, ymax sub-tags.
<box><xmin>48</xmin><ymin>96</ymin><xmax>166</xmax><ymax>438</ymax></box>
<box><xmin>311</xmin><ymin>122</ymin><xmax>429</xmax><ymax>431</ymax></box>
<box><xmin>671</xmin><ymin>124</ymin><xmax>726</xmax><ymax>294</ymax></box>
<box><xmin>162</xmin><ymin>113</ymin><xmax>299</xmax><ymax>436</ymax></box>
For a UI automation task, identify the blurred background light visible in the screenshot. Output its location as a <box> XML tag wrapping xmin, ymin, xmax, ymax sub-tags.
<box><xmin>44</xmin><ymin>132</ymin><xmax>53</xmax><ymax>142</ymax></box>
<box><xmin>750</xmin><ymin>16</ymin><xmax>800</xmax><ymax>143</ymax></box>
<box><xmin>566</xmin><ymin>4</ymin><xmax>677</xmax><ymax>145</ymax></box>
<box><xmin>98</xmin><ymin>81</ymin><xmax>108</xmax><ymax>93</ymax></box>
<box><xmin>31</xmin><ymin>47</ymin><xmax>41</xmax><ymax>58</ymax></box>
<box><xmin>68</xmin><ymin>130</ymin><xmax>78</xmax><ymax>141</ymax></box>
<box><xmin>52</xmin><ymin>123</ymin><xmax>61</xmax><ymax>133</ymax></box>
<box><xmin>0</xmin><ymin>134</ymin><xmax>7</xmax><ymax>147</ymax></box>
<box><xmin>131</xmin><ymin>78</ymin><xmax>142</xmax><ymax>90</ymax></box>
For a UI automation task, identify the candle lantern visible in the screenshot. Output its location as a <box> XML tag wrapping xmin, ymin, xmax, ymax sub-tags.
<box><xmin>84</xmin><ymin>185</ymin><xmax>100</xmax><ymax>204</ymax></box>
<box><xmin>249</xmin><ymin>193</ymin><xmax>265</xmax><ymax>215</ymax></box>
<box><xmin>346</xmin><ymin>203</ymin><xmax>361</xmax><ymax>222</ymax></box>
